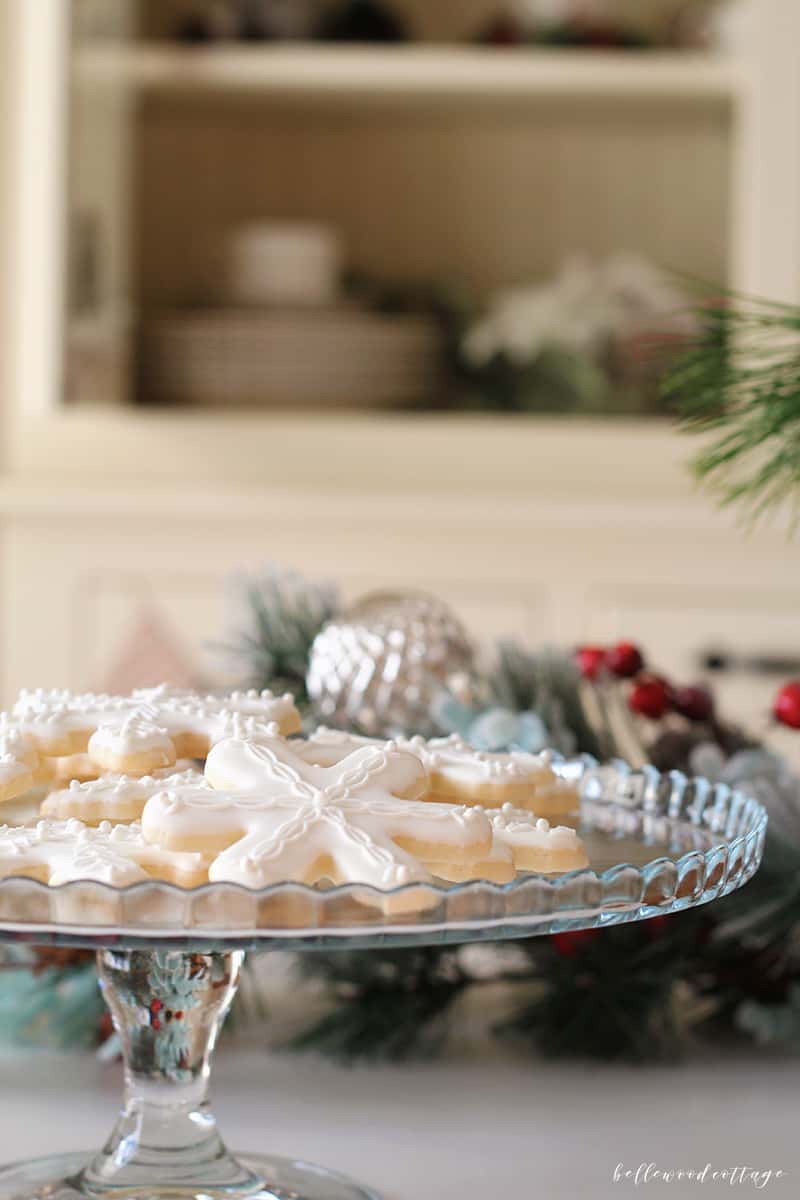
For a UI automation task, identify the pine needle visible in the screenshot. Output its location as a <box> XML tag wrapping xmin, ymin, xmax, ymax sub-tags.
<box><xmin>663</xmin><ymin>291</ymin><xmax>800</xmax><ymax>526</ymax></box>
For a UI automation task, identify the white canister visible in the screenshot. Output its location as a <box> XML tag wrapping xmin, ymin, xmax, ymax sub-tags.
<box><xmin>227</xmin><ymin>222</ymin><xmax>343</xmax><ymax>307</ymax></box>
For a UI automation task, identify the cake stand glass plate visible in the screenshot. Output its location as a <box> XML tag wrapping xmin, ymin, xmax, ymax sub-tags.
<box><xmin>0</xmin><ymin>760</ymin><xmax>767</xmax><ymax>1200</ymax></box>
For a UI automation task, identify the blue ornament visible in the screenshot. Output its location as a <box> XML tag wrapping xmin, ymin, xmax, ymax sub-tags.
<box><xmin>467</xmin><ymin>706</ymin><xmax>549</xmax><ymax>753</ymax></box>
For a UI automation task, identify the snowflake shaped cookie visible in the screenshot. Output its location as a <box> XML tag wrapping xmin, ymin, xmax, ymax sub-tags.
<box><xmin>142</xmin><ymin>732</ymin><xmax>588</xmax><ymax>900</ymax></box>
<box><xmin>426</xmin><ymin>806</ymin><xmax>588</xmax><ymax>882</ymax></box>
<box><xmin>143</xmin><ymin>734</ymin><xmax>494</xmax><ymax>898</ymax></box>
<box><xmin>12</xmin><ymin>685</ymin><xmax>300</xmax><ymax>774</ymax></box>
<box><xmin>304</xmin><ymin>728</ymin><xmax>579</xmax><ymax>821</ymax></box>
<box><xmin>0</xmin><ymin>818</ymin><xmax>209</xmax><ymax>889</ymax></box>
<box><xmin>41</xmin><ymin>767</ymin><xmax>209</xmax><ymax>825</ymax></box>
<box><xmin>0</xmin><ymin>717</ymin><xmax>51</xmax><ymax>803</ymax></box>
<box><xmin>413</xmin><ymin>734</ymin><xmax>579</xmax><ymax>818</ymax></box>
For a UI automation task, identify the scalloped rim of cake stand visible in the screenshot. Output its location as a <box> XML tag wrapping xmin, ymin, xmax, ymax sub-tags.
<box><xmin>0</xmin><ymin>759</ymin><xmax>767</xmax><ymax>950</ymax></box>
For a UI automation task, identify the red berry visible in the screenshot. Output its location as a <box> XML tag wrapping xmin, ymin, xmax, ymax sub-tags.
<box><xmin>673</xmin><ymin>684</ymin><xmax>714</xmax><ymax>722</ymax></box>
<box><xmin>628</xmin><ymin>676</ymin><xmax>671</xmax><ymax>720</ymax></box>
<box><xmin>174</xmin><ymin>1011</ymin><xmax>184</xmax><ymax>1021</ymax></box>
<box><xmin>774</xmin><ymin>681</ymin><xmax>800</xmax><ymax>729</ymax></box>
<box><xmin>551</xmin><ymin>929</ymin><xmax>600</xmax><ymax>958</ymax></box>
<box><xmin>150</xmin><ymin>999</ymin><xmax>163</xmax><ymax>1013</ymax></box>
<box><xmin>576</xmin><ymin>646</ymin><xmax>606</xmax><ymax>681</ymax></box>
<box><xmin>605</xmin><ymin>641</ymin><xmax>644</xmax><ymax>678</ymax></box>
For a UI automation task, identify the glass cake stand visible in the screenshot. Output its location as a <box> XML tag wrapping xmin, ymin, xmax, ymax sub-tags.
<box><xmin>0</xmin><ymin>760</ymin><xmax>767</xmax><ymax>1200</ymax></box>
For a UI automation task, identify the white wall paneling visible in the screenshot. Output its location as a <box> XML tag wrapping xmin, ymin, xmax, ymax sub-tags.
<box><xmin>2</xmin><ymin>460</ymin><xmax>796</xmax><ymax>740</ymax></box>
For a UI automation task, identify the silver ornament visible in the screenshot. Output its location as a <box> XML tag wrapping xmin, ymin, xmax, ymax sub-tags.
<box><xmin>306</xmin><ymin>590</ymin><xmax>476</xmax><ymax>737</ymax></box>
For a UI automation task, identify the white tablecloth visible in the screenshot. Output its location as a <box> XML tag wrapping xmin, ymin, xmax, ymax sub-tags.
<box><xmin>0</xmin><ymin>1044</ymin><xmax>794</xmax><ymax>1199</ymax></box>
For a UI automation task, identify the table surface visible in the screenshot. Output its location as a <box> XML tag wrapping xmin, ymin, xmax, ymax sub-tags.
<box><xmin>0</xmin><ymin>1042</ymin><xmax>794</xmax><ymax>1200</ymax></box>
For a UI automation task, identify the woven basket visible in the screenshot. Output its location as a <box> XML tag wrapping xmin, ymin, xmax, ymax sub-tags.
<box><xmin>140</xmin><ymin>308</ymin><xmax>445</xmax><ymax>408</ymax></box>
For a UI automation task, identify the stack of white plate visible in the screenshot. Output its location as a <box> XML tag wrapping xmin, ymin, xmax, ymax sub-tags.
<box><xmin>140</xmin><ymin>307</ymin><xmax>445</xmax><ymax>409</ymax></box>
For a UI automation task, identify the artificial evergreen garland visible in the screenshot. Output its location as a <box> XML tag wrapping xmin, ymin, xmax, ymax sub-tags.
<box><xmin>220</xmin><ymin>568</ymin><xmax>339</xmax><ymax>703</ymax></box>
<box><xmin>228</xmin><ymin>568</ymin><xmax>800</xmax><ymax>1064</ymax></box>
<box><xmin>3</xmin><ymin>567</ymin><xmax>800</xmax><ymax>1062</ymax></box>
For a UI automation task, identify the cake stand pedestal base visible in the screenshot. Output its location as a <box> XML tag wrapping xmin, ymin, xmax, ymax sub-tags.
<box><xmin>0</xmin><ymin>1154</ymin><xmax>379</xmax><ymax>1200</ymax></box>
<box><xmin>0</xmin><ymin>949</ymin><xmax>380</xmax><ymax>1200</ymax></box>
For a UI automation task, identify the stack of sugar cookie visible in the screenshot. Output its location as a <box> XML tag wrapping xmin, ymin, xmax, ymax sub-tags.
<box><xmin>303</xmin><ymin>728</ymin><xmax>580</xmax><ymax>823</ymax></box>
<box><xmin>0</xmin><ymin>685</ymin><xmax>588</xmax><ymax>912</ymax></box>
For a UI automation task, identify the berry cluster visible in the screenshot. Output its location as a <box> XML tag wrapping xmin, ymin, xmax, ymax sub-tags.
<box><xmin>148</xmin><ymin>997</ymin><xmax>184</xmax><ymax>1032</ymax></box>
<box><xmin>774</xmin><ymin>681</ymin><xmax>800</xmax><ymax>730</ymax></box>
<box><xmin>576</xmin><ymin>641</ymin><xmax>714</xmax><ymax>724</ymax></box>
<box><xmin>578</xmin><ymin>644</ymin><xmax>800</xmax><ymax>734</ymax></box>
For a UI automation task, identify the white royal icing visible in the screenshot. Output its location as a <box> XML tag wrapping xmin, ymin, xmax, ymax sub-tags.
<box><xmin>408</xmin><ymin>734</ymin><xmax>554</xmax><ymax>786</ymax></box>
<box><xmin>12</xmin><ymin>685</ymin><xmax>299</xmax><ymax>761</ymax></box>
<box><xmin>304</xmin><ymin>727</ymin><xmax>553</xmax><ymax>781</ymax></box>
<box><xmin>0</xmin><ymin>817</ymin><xmax>208</xmax><ymax>887</ymax></box>
<box><xmin>299</xmin><ymin>727</ymin><xmax>385</xmax><ymax>766</ymax></box>
<box><xmin>0</xmin><ymin>818</ymin><xmax>149</xmax><ymax>886</ymax></box>
<box><xmin>0</xmin><ymin>715</ymin><xmax>45</xmax><ymax>796</ymax></box>
<box><xmin>428</xmin><ymin>805</ymin><xmax>586</xmax><ymax>874</ymax></box>
<box><xmin>303</xmin><ymin>728</ymin><xmax>568</xmax><ymax>799</ymax></box>
<box><xmin>90</xmin><ymin>715</ymin><xmax>174</xmax><ymax>757</ymax></box>
<box><xmin>143</xmin><ymin>733</ymin><xmax>492</xmax><ymax>891</ymax></box>
<box><xmin>0</xmin><ymin>753</ymin><xmax>33</xmax><ymax>788</ymax></box>
<box><xmin>0</xmin><ymin>716</ymin><xmax>40</xmax><ymax>766</ymax></box>
<box><xmin>42</xmin><ymin>767</ymin><xmax>208</xmax><ymax>820</ymax></box>
<box><xmin>488</xmin><ymin>804</ymin><xmax>583</xmax><ymax>854</ymax></box>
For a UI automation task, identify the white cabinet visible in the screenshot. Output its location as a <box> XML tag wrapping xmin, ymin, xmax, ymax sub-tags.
<box><xmin>0</xmin><ymin>418</ymin><xmax>796</xmax><ymax>741</ymax></box>
<box><xmin>1</xmin><ymin>0</ymin><xmax>799</xmax><ymax>734</ymax></box>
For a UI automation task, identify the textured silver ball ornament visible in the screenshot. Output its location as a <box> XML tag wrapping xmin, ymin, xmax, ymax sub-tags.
<box><xmin>306</xmin><ymin>590</ymin><xmax>476</xmax><ymax>737</ymax></box>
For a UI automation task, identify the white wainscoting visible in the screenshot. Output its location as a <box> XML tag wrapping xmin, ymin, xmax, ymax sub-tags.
<box><xmin>0</xmin><ymin>418</ymin><xmax>794</xmax><ymax>739</ymax></box>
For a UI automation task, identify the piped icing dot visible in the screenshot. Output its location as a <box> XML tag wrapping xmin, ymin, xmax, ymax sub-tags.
<box><xmin>161</xmin><ymin>791</ymin><xmax>184</xmax><ymax>814</ymax></box>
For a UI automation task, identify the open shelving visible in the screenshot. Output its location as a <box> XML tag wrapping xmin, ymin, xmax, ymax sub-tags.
<box><xmin>74</xmin><ymin>44</ymin><xmax>742</xmax><ymax>106</ymax></box>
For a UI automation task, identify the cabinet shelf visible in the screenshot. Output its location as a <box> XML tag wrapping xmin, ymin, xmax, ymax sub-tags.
<box><xmin>74</xmin><ymin>44</ymin><xmax>742</xmax><ymax>107</ymax></box>
<box><xmin>7</xmin><ymin>407</ymin><xmax>687</xmax><ymax>498</ymax></box>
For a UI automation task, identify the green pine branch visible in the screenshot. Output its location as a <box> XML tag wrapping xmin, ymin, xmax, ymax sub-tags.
<box><xmin>664</xmin><ymin>291</ymin><xmax>800</xmax><ymax>525</ymax></box>
<box><xmin>218</xmin><ymin>568</ymin><xmax>339</xmax><ymax>701</ymax></box>
<box><xmin>289</xmin><ymin>948</ymin><xmax>469</xmax><ymax>1062</ymax></box>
